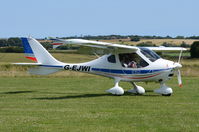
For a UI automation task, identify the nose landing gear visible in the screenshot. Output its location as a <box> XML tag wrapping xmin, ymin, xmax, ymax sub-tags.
<box><xmin>154</xmin><ymin>82</ymin><xmax>173</xmax><ymax>96</ymax></box>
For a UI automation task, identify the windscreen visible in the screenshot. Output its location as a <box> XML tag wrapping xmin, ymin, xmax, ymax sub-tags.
<box><xmin>139</xmin><ymin>47</ymin><xmax>161</xmax><ymax>62</ymax></box>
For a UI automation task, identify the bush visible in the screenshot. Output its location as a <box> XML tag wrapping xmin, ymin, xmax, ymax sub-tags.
<box><xmin>56</xmin><ymin>45</ymin><xmax>79</xmax><ymax>50</ymax></box>
<box><xmin>130</xmin><ymin>36</ymin><xmax>140</xmax><ymax>42</ymax></box>
<box><xmin>40</xmin><ymin>42</ymin><xmax>52</xmax><ymax>50</ymax></box>
<box><xmin>190</xmin><ymin>41</ymin><xmax>199</xmax><ymax>58</ymax></box>
<box><xmin>175</xmin><ymin>36</ymin><xmax>184</xmax><ymax>39</ymax></box>
<box><xmin>180</xmin><ymin>41</ymin><xmax>190</xmax><ymax>48</ymax></box>
<box><xmin>0</xmin><ymin>38</ymin><xmax>22</xmax><ymax>47</ymax></box>
<box><xmin>0</xmin><ymin>47</ymin><xmax>23</xmax><ymax>53</ymax></box>
<box><xmin>137</xmin><ymin>41</ymin><xmax>156</xmax><ymax>47</ymax></box>
<box><xmin>161</xmin><ymin>42</ymin><xmax>179</xmax><ymax>47</ymax></box>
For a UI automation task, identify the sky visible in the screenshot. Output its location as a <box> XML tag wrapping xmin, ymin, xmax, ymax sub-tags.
<box><xmin>0</xmin><ymin>0</ymin><xmax>199</xmax><ymax>38</ymax></box>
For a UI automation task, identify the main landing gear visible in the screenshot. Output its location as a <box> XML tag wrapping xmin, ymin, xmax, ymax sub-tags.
<box><xmin>106</xmin><ymin>78</ymin><xmax>124</xmax><ymax>95</ymax></box>
<box><xmin>128</xmin><ymin>82</ymin><xmax>145</xmax><ymax>95</ymax></box>
<box><xmin>106</xmin><ymin>79</ymin><xmax>173</xmax><ymax>96</ymax></box>
<box><xmin>106</xmin><ymin>79</ymin><xmax>145</xmax><ymax>95</ymax></box>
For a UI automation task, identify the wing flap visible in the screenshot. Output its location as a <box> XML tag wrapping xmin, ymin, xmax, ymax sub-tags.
<box><xmin>146</xmin><ymin>47</ymin><xmax>187</xmax><ymax>52</ymax></box>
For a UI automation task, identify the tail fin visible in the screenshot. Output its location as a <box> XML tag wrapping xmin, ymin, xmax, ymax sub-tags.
<box><xmin>21</xmin><ymin>37</ymin><xmax>62</xmax><ymax>65</ymax></box>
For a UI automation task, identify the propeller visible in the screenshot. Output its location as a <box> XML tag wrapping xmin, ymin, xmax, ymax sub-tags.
<box><xmin>178</xmin><ymin>49</ymin><xmax>183</xmax><ymax>63</ymax></box>
<box><xmin>175</xmin><ymin>49</ymin><xmax>183</xmax><ymax>87</ymax></box>
<box><xmin>177</xmin><ymin>69</ymin><xmax>182</xmax><ymax>87</ymax></box>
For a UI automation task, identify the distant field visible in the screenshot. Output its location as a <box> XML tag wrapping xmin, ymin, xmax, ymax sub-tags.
<box><xmin>40</xmin><ymin>38</ymin><xmax>197</xmax><ymax>46</ymax></box>
<box><xmin>100</xmin><ymin>39</ymin><xmax>198</xmax><ymax>46</ymax></box>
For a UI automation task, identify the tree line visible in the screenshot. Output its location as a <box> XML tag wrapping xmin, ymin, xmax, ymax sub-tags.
<box><xmin>0</xmin><ymin>36</ymin><xmax>199</xmax><ymax>58</ymax></box>
<box><xmin>1</xmin><ymin>35</ymin><xmax>199</xmax><ymax>48</ymax></box>
<box><xmin>0</xmin><ymin>38</ymin><xmax>52</xmax><ymax>53</ymax></box>
<box><xmin>62</xmin><ymin>35</ymin><xmax>199</xmax><ymax>40</ymax></box>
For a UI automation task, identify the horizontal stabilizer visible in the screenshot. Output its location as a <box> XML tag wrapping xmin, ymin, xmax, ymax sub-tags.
<box><xmin>13</xmin><ymin>63</ymin><xmax>42</xmax><ymax>66</ymax></box>
<box><xmin>13</xmin><ymin>63</ymin><xmax>63</xmax><ymax>75</ymax></box>
<box><xmin>28</xmin><ymin>67</ymin><xmax>62</xmax><ymax>75</ymax></box>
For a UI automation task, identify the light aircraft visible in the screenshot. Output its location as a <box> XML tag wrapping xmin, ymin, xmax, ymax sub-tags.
<box><xmin>14</xmin><ymin>37</ymin><xmax>186</xmax><ymax>96</ymax></box>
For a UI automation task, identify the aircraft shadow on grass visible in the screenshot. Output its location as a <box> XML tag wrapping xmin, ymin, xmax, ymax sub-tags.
<box><xmin>0</xmin><ymin>90</ymin><xmax>35</xmax><ymax>94</ymax></box>
<box><xmin>32</xmin><ymin>90</ymin><xmax>159</xmax><ymax>100</ymax></box>
<box><xmin>0</xmin><ymin>90</ymin><xmax>159</xmax><ymax>100</ymax></box>
<box><xmin>33</xmin><ymin>93</ymin><xmax>111</xmax><ymax>100</ymax></box>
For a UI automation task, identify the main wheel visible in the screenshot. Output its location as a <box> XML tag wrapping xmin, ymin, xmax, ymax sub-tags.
<box><xmin>162</xmin><ymin>93</ymin><xmax>172</xmax><ymax>96</ymax></box>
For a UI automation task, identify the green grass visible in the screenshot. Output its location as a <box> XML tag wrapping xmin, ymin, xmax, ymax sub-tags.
<box><xmin>0</xmin><ymin>45</ymin><xmax>199</xmax><ymax>131</ymax></box>
<box><xmin>0</xmin><ymin>76</ymin><xmax>199</xmax><ymax>132</ymax></box>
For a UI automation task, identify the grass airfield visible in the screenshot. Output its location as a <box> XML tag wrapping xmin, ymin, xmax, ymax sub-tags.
<box><xmin>0</xmin><ymin>77</ymin><xmax>199</xmax><ymax>132</ymax></box>
<box><xmin>0</xmin><ymin>53</ymin><xmax>199</xmax><ymax>131</ymax></box>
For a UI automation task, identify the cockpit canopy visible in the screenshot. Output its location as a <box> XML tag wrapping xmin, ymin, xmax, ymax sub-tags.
<box><xmin>139</xmin><ymin>47</ymin><xmax>161</xmax><ymax>62</ymax></box>
<box><xmin>118</xmin><ymin>48</ymin><xmax>161</xmax><ymax>68</ymax></box>
<box><xmin>106</xmin><ymin>47</ymin><xmax>161</xmax><ymax>69</ymax></box>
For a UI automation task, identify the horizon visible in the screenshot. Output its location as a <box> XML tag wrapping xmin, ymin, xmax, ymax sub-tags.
<box><xmin>1</xmin><ymin>34</ymin><xmax>199</xmax><ymax>39</ymax></box>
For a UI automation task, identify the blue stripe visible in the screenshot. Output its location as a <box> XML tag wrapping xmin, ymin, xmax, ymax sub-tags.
<box><xmin>39</xmin><ymin>66</ymin><xmax>170</xmax><ymax>74</ymax></box>
<box><xmin>91</xmin><ymin>68</ymin><xmax>170</xmax><ymax>74</ymax></box>
<box><xmin>21</xmin><ymin>38</ymin><xmax>34</xmax><ymax>54</ymax></box>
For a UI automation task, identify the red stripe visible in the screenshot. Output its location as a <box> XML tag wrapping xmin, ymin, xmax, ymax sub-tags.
<box><xmin>52</xmin><ymin>43</ymin><xmax>63</xmax><ymax>45</ymax></box>
<box><xmin>124</xmin><ymin>73</ymin><xmax>161</xmax><ymax>79</ymax></box>
<box><xmin>25</xmin><ymin>56</ymin><xmax>37</xmax><ymax>62</ymax></box>
<box><xmin>103</xmin><ymin>72</ymin><xmax>161</xmax><ymax>80</ymax></box>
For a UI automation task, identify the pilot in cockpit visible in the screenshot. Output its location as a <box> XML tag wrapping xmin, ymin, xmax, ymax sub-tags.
<box><xmin>120</xmin><ymin>53</ymin><xmax>138</xmax><ymax>68</ymax></box>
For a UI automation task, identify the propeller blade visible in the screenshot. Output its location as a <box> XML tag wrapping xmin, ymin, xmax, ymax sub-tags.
<box><xmin>177</xmin><ymin>69</ymin><xmax>182</xmax><ymax>87</ymax></box>
<box><xmin>178</xmin><ymin>49</ymin><xmax>183</xmax><ymax>63</ymax></box>
<box><xmin>175</xmin><ymin>49</ymin><xmax>184</xmax><ymax>87</ymax></box>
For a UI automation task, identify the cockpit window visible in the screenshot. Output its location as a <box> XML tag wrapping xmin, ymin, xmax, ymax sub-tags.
<box><xmin>107</xmin><ymin>55</ymin><xmax>116</xmax><ymax>63</ymax></box>
<box><xmin>119</xmin><ymin>53</ymin><xmax>149</xmax><ymax>68</ymax></box>
<box><xmin>139</xmin><ymin>47</ymin><xmax>160</xmax><ymax>62</ymax></box>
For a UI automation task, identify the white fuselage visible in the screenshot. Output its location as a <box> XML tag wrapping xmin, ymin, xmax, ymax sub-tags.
<box><xmin>44</xmin><ymin>49</ymin><xmax>176</xmax><ymax>83</ymax></box>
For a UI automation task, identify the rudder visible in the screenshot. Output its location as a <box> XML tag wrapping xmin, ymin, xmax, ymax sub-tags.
<box><xmin>21</xmin><ymin>37</ymin><xmax>62</xmax><ymax>65</ymax></box>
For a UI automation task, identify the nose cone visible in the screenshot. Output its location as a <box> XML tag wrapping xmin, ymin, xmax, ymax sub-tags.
<box><xmin>173</xmin><ymin>62</ymin><xmax>182</xmax><ymax>69</ymax></box>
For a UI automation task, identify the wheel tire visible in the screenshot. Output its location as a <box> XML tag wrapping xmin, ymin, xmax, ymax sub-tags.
<box><xmin>162</xmin><ymin>93</ymin><xmax>172</xmax><ymax>96</ymax></box>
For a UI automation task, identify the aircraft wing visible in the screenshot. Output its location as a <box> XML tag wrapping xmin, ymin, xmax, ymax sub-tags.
<box><xmin>50</xmin><ymin>39</ymin><xmax>138</xmax><ymax>54</ymax></box>
<box><xmin>145</xmin><ymin>47</ymin><xmax>187</xmax><ymax>52</ymax></box>
<box><xmin>50</xmin><ymin>38</ymin><xmax>187</xmax><ymax>54</ymax></box>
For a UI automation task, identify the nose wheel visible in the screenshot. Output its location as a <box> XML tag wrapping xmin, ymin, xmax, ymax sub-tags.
<box><xmin>154</xmin><ymin>82</ymin><xmax>173</xmax><ymax>96</ymax></box>
<box><xmin>162</xmin><ymin>93</ymin><xmax>172</xmax><ymax>96</ymax></box>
